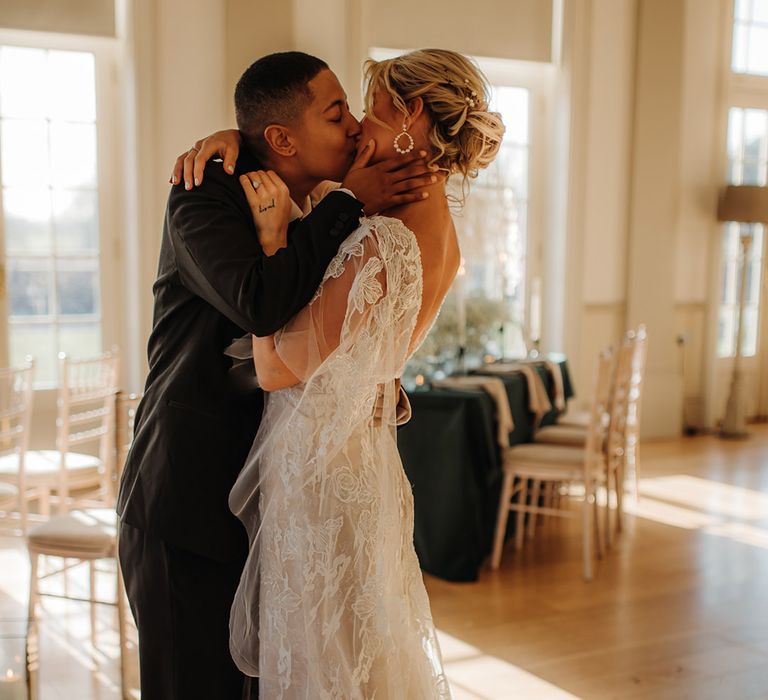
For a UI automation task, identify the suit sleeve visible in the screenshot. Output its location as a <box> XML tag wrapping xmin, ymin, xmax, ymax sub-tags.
<box><xmin>167</xmin><ymin>172</ymin><xmax>364</xmax><ymax>337</ymax></box>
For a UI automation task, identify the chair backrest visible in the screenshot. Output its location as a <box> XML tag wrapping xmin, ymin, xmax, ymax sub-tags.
<box><xmin>584</xmin><ymin>348</ymin><xmax>616</xmax><ymax>470</ymax></box>
<box><xmin>56</xmin><ymin>349</ymin><xmax>120</xmax><ymax>503</ymax></box>
<box><xmin>605</xmin><ymin>334</ymin><xmax>636</xmax><ymax>462</ymax></box>
<box><xmin>115</xmin><ymin>392</ymin><xmax>142</xmax><ymax>481</ymax></box>
<box><xmin>625</xmin><ymin>324</ymin><xmax>648</xmax><ymax>463</ymax></box>
<box><xmin>0</xmin><ymin>359</ymin><xmax>35</xmax><ymax>530</ymax></box>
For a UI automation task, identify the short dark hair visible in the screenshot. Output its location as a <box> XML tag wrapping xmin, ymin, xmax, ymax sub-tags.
<box><xmin>234</xmin><ymin>51</ymin><xmax>329</xmax><ymax>158</ymax></box>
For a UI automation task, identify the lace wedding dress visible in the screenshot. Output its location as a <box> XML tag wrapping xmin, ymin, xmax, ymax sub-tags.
<box><xmin>227</xmin><ymin>216</ymin><xmax>452</xmax><ymax>699</ymax></box>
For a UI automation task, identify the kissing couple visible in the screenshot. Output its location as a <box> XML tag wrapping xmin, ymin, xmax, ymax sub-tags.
<box><xmin>117</xmin><ymin>48</ymin><xmax>504</xmax><ymax>699</ymax></box>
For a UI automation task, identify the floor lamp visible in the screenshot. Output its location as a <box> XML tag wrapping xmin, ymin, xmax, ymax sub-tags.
<box><xmin>717</xmin><ymin>185</ymin><xmax>768</xmax><ymax>438</ymax></box>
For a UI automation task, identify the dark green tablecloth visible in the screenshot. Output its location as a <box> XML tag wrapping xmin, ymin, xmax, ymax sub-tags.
<box><xmin>398</xmin><ymin>359</ymin><xmax>573</xmax><ymax>582</ymax></box>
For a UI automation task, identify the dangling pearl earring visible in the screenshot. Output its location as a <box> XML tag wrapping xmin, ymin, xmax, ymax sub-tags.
<box><xmin>393</xmin><ymin>120</ymin><xmax>415</xmax><ymax>155</ymax></box>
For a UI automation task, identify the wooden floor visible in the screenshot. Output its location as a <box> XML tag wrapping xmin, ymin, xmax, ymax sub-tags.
<box><xmin>1</xmin><ymin>426</ymin><xmax>767</xmax><ymax>699</ymax></box>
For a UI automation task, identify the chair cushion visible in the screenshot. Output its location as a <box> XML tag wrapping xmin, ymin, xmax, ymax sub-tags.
<box><xmin>28</xmin><ymin>508</ymin><xmax>116</xmax><ymax>557</ymax></box>
<box><xmin>0</xmin><ymin>450</ymin><xmax>101</xmax><ymax>478</ymax></box>
<box><xmin>557</xmin><ymin>410</ymin><xmax>590</xmax><ymax>428</ymax></box>
<box><xmin>503</xmin><ymin>444</ymin><xmax>603</xmax><ymax>480</ymax></box>
<box><xmin>506</xmin><ymin>443</ymin><xmax>586</xmax><ymax>464</ymax></box>
<box><xmin>534</xmin><ymin>425</ymin><xmax>587</xmax><ymax>447</ymax></box>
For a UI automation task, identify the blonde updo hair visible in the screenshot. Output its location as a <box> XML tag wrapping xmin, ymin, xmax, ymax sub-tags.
<box><xmin>363</xmin><ymin>48</ymin><xmax>505</xmax><ymax>203</ymax></box>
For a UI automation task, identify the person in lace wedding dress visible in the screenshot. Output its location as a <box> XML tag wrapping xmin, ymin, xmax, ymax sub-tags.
<box><xmin>226</xmin><ymin>50</ymin><xmax>504</xmax><ymax>698</ymax></box>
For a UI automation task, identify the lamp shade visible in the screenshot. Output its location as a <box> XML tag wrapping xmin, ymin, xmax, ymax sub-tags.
<box><xmin>717</xmin><ymin>185</ymin><xmax>768</xmax><ymax>223</ymax></box>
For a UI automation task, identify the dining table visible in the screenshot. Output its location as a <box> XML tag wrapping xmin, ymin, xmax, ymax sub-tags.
<box><xmin>397</xmin><ymin>357</ymin><xmax>574</xmax><ymax>582</ymax></box>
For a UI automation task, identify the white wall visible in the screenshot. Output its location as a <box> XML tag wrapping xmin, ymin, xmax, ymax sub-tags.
<box><xmin>562</xmin><ymin>0</ymin><xmax>732</xmax><ymax>438</ymax></box>
<box><xmin>363</xmin><ymin>0</ymin><xmax>553</xmax><ymax>64</ymax></box>
<box><xmin>0</xmin><ymin>0</ymin><xmax>115</xmax><ymax>37</ymax></box>
<box><xmin>558</xmin><ymin>0</ymin><xmax>637</xmax><ymax>415</ymax></box>
<box><xmin>118</xmin><ymin>0</ymin><xmax>228</xmax><ymax>391</ymax></box>
<box><xmin>224</xmin><ymin>0</ymin><xmax>294</xmax><ymax>122</ymax></box>
<box><xmin>675</xmin><ymin>0</ymin><xmax>724</xmax><ymax>429</ymax></box>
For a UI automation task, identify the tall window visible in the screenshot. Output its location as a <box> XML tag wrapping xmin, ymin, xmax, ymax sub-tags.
<box><xmin>0</xmin><ymin>46</ymin><xmax>102</xmax><ymax>386</ymax></box>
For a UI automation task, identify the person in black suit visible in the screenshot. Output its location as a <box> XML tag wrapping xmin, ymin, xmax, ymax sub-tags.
<box><xmin>116</xmin><ymin>52</ymin><xmax>433</xmax><ymax>700</ymax></box>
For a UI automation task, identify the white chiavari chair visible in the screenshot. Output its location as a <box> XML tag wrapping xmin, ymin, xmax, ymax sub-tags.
<box><xmin>491</xmin><ymin>348</ymin><xmax>615</xmax><ymax>580</ymax></box>
<box><xmin>531</xmin><ymin>326</ymin><xmax>648</xmax><ymax>545</ymax></box>
<box><xmin>26</xmin><ymin>391</ymin><xmax>141</xmax><ymax>699</ymax></box>
<box><xmin>618</xmin><ymin>324</ymin><xmax>648</xmax><ymax>511</ymax></box>
<box><xmin>1</xmin><ymin>350</ymin><xmax>120</xmax><ymax>516</ymax></box>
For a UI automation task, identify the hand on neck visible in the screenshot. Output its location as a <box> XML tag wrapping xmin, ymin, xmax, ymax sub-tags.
<box><xmin>381</xmin><ymin>175</ymin><xmax>448</xmax><ymax>219</ymax></box>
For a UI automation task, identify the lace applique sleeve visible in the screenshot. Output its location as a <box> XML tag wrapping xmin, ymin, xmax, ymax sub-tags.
<box><xmin>272</xmin><ymin>220</ymin><xmax>401</xmax><ymax>384</ymax></box>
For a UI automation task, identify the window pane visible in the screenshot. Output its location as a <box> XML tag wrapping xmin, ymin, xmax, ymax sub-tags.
<box><xmin>732</xmin><ymin>23</ymin><xmax>749</xmax><ymax>73</ymax></box>
<box><xmin>753</xmin><ymin>0</ymin><xmax>768</xmax><ymax>23</ymax></box>
<box><xmin>728</xmin><ymin>158</ymin><xmax>743</xmax><ymax>183</ymax></box>
<box><xmin>722</xmin><ymin>260</ymin><xmax>737</xmax><ymax>305</ymax></box>
<box><xmin>2</xmin><ymin>187</ymin><xmax>53</xmax><ymax>254</ymax></box>
<box><xmin>735</xmin><ymin>0</ymin><xmax>752</xmax><ymax>21</ymax></box>
<box><xmin>47</xmin><ymin>51</ymin><xmax>96</xmax><ymax>123</ymax></box>
<box><xmin>59</xmin><ymin>323</ymin><xmax>100</xmax><ymax>360</ymax></box>
<box><xmin>0</xmin><ymin>120</ymin><xmax>48</xmax><ymax>187</ymax></box>
<box><xmin>747</xmin><ymin>26</ymin><xmax>768</xmax><ymax>75</ymax></box>
<box><xmin>9</xmin><ymin>323</ymin><xmax>56</xmax><ymax>385</ymax></box>
<box><xmin>742</xmin><ymin>306</ymin><xmax>759</xmax><ymax>355</ymax></box>
<box><xmin>728</xmin><ymin>109</ymin><xmax>743</xmax><ymax>160</ymax></box>
<box><xmin>9</xmin><ymin>262</ymin><xmax>51</xmax><ymax>316</ymax></box>
<box><xmin>484</xmin><ymin>146</ymin><xmax>528</xmax><ymax>195</ymax></box>
<box><xmin>0</xmin><ymin>47</ymin><xmax>47</xmax><ymax>119</ymax></box>
<box><xmin>732</xmin><ymin>3</ymin><xmax>768</xmax><ymax>75</ymax></box>
<box><xmin>746</xmin><ymin>227</ymin><xmax>764</xmax><ymax>305</ymax></box>
<box><xmin>744</xmin><ymin>109</ymin><xmax>768</xmax><ymax>161</ymax></box>
<box><xmin>52</xmin><ymin>189</ymin><xmax>99</xmax><ymax>253</ymax></box>
<box><xmin>49</xmin><ymin>122</ymin><xmax>97</xmax><ymax>188</ymax></box>
<box><xmin>742</xmin><ymin>159</ymin><xmax>765</xmax><ymax>184</ymax></box>
<box><xmin>56</xmin><ymin>263</ymin><xmax>99</xmax><ymax>316</ymax></box>
<box><xmin>724</xmin><ymin>222</ymin><xmax>740</xmax><ymax>257</ymax></box>
<box><xmin>752</xmin><ymin>224</ymin><xmax>764</xmax><ymax>257</ymax></box>
<box><xmin>493</xmin><ymin>86</ymin><xmax>528</xmax><ymax>145</ymax></box>
<box><xmin>718</xmin><ymin>307</ymin><xmax>735</xmax><ymax>357</ymax></box>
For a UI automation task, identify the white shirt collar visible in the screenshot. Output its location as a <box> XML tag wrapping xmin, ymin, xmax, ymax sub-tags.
<box><xmin>289</xmin><ymin>196</ymin><xmax>313</xmax><ymax>222</ymax></box>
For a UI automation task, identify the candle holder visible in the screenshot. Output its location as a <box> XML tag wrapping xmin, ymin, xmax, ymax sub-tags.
<box><xmin>0</xmin><ymin>619</ymin><xmax>36</xmax><ymax>700</ymax></box>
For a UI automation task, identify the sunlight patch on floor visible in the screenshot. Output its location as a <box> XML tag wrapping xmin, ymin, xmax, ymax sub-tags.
<box><xmin>437</xmin><ymin>629</ymin><xmax>583</xmax><ymax>700</ymax></box>
<box><xmin>624</xmin><ymin>495</ymin><xmax>719</xmax><ymax>529</ymax></box>
<box><xmin>638</xmin><ymin>475</ymin><xmax>768</xmax><ymax>520</ymax></box>
<box><xmin>623</xmin><ymin>475</ymin><xmax>768</xmax><ymax>549</ymax></box>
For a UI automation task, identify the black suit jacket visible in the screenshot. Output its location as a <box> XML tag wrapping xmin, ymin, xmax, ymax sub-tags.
<box><xmin>116</xmin><ymin>149</ymin><xmax>364</xmax><ymax>562</ymax></box>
